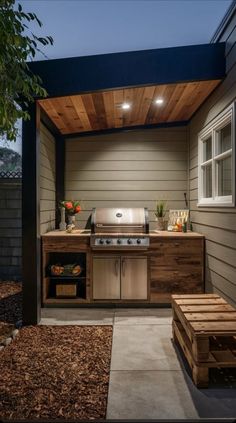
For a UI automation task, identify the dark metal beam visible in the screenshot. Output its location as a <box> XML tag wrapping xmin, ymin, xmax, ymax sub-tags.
<box><xmin>22</xmin><ymin>102</ymin><xmax>41</xmax><ymax>325</ymax></box>
<box><xmin>29</xmin><ymin>43</ymin><xmax>226</xmax><ymax>99</ymax></box>
<box><xmin>40</xmin><ymin>106</ymin><xmax>61</xmax><ymax>137</ymax></box>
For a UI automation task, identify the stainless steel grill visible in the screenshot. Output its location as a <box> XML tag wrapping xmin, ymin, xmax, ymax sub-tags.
<box><xmin>90</xmin><ymin>207</ymin><xmax>149</xmax><ymax>249</ymax></box>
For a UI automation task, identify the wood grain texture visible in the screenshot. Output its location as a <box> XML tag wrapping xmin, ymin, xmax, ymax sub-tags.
<box><xmin>39</xmin><ymin>80</ymin><xmax>220</xmax><ymax>135</ymax></box>
<box><xmin>150</xmin><ymin>238</ymin><xmax>204</xmax><ymax>303</ymax></box>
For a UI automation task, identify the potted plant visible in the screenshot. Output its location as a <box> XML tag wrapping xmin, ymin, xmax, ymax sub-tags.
<box><xmin>154</xmin><ymin>200</ymin><xmax>167</xmax><ymax>231</ymax></box>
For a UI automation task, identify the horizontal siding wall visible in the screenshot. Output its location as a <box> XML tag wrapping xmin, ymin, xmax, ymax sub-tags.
<box><xmin>189</xmin><ymin>12</ymin><xmax>236</xmax><ymax>307</ymax></box>
<box><xmin>65</xmin><ymin>127</ymin><xmax>188</xmax><ymax>229</ymax></box>
<box><xmin>0</xmin><ymin>179</ymin><xmax>22</xmax><ymax>280</ymax></box>
<box><xmin>40</xmin><ymin>124</ymin><xmax>56</xmax><ymax>235</ymax></box>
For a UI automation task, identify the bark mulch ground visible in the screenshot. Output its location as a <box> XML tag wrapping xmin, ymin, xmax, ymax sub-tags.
<box><xmin>0</xmin><ymin>325</ymin><xmax>113</xmax><ymax>420</ymax></box>
<box><xmin>0</xmin><ymin>281</ymin><xmax>22</xmax><ymax>323</ymax></box>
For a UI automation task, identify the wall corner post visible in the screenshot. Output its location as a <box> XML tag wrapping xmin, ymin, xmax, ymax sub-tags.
<box><xmin>22</xmin><ymin>101</ymin><xmax>41</xmax><ymax>325</ymax></box>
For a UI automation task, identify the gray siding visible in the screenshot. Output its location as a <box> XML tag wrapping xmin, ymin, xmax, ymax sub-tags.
<box><xmin>189</xmin><ymin>12</ymin><xmax>236</xmax><ymax>307</ymax></box>
<box><xmin>65</xmin><ymin>127</ymin><xmax>188</xmax><ymax>229</ymax></box>
<box><xmin>40</xmin><ymin>124</ymin><xmax>56</xmax><ymax>234</ymax></box>
<box><xmin>0</xmin><ymin>179</ymin><xmax>22</xmax><ymax>280</ymax></box>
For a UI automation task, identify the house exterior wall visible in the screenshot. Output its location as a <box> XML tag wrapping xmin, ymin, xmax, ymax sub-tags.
<box><xmin>40</xmin><ymin>124</ymin><xmax>56</xmax><ymax>235</ymax></box>
<box><xmin>65</xmin><ymin>127</ymin><xmax>188</xmax><ymax>229</ymax></box>
<box><xmin>0</xmin><ymin>179</ymin><xmax>22</xmax><ymax>280</ymax></box>
<box><xmin>189</xmin><ymin>11</ymin><xmax>236</xmax><ymax>306</ymax></box>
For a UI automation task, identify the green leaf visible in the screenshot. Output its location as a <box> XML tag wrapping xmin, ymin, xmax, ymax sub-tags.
<box><xmin>0</xmin><ymin>0</ymin><xmax>53</xmax><ymax>142</ymax></box>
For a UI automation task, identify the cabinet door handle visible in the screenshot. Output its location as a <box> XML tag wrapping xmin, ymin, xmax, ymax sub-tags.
<box><xmin>115</xmin><ymin>259</ymin><xmax>119</xmax><ymax>276</ymax></box>
<box><xmin>122</xmin><ymin>259</ymin><xmax>126</xmax><ymax>276</ymax></box>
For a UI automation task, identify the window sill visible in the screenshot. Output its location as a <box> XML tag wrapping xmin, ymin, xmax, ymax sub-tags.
<box><xmin>197</xmin><ymin>201</ymin><xmax>234</xmax><ymax>208</ymax></box>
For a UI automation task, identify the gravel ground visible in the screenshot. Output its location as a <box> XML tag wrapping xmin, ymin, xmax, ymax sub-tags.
<box><xmin>0</xmin><ymin>325</ymin><xmax>113</xmax><ymax>420</ymax></box>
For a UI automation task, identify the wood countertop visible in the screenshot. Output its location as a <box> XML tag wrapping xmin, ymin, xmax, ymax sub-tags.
<box><xmin>42</xmin><ymin>230</ymin><xmax>204</xmax><ymax>238</ymax></box>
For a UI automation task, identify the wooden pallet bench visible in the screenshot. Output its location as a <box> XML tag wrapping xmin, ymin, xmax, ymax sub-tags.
<box><xmin>171</xmin><ymin>294</ymin><xmax>236</xmax><ymax>388</ymax></box>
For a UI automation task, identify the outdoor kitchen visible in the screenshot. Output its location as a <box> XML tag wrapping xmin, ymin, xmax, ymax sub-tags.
<box><xmin>1</xmin><ymin>1</ymin><xmax>236</xmax><ymax>420</ymax></box>
<box><xmin>42</xmin><ymin>206</ymin><xmax>204</xmax><ymax>306</ymax></box>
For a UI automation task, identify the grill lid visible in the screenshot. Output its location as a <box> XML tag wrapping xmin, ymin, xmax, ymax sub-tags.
<box><xmin>91</xmin><ymin>207</ymin><xmax>149</xmax><ymax>234</ymax></box>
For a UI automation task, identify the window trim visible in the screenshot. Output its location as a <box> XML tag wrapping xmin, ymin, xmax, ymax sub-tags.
<box><xmin>198</xmin><ymin>103</ymin><xmax>235</xmax><ymax>207</ymax></box>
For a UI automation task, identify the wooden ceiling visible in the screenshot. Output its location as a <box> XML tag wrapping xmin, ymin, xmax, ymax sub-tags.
<box><xmin>39</xmin><ymin>79</ymin><xmax>220</xmax><ymax>135</ymax></box>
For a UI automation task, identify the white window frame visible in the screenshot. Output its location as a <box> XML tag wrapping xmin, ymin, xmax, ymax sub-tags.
<box><xmin>198</xmin><ymin>102</ymin><xmax>235</xmax><ymax>207</ymax></box>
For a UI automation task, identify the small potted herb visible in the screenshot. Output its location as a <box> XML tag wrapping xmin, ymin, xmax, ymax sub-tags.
<box><xmin>155</xmin><ymin>200</ymin><xmax>167</xmax><ymax>231</ymax></box>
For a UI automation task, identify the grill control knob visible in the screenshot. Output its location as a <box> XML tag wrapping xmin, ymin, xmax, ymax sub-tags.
<box><xmin>99</xmin><ymin>239</ymin><xmax>104</xmax><ymax>244</ymax></box>
<box><xmin>127</xmin><ymin>239</ymin><xmax>132</xmax><ymax>244</ymax></box>
<box><xmin>106</xmin><ymin>239</ymin><xmax>111</xmax><ymax>244</ymax></box>
<box><xmin>117</xmin><ymin>239</ymin><xmax>122</xmax><ymax>244</ymax></box>
<box><xmin>137</xmin><ymin>239</ymin><xmax>141</xmax><ymax>244</ymax></box>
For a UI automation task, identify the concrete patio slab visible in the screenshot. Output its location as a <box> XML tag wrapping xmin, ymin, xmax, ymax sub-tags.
<box><xmin>114</xmin><ymin>307</ymin><xmax>172</xmax><ymax>325</ymax></box>
<box><xmin>111</xmin><ymin>324</ymin><xmax>182</xmax><ymax>370</ymax></box>
<box><xmin>106</xmin><ymin>370</ymin><xmax>198</xmax><ymax>420</ymax></box>
<box><xmin>40</xmin><ymin>308</ymin><xmax>115</xmax><ymax>325</ymax></box>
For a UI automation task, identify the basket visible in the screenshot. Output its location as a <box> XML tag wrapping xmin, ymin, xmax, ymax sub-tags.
<box><xmin>50</xmin><ymin>263</ymin><xmax>83</xmax><ymax>277</ymax></box>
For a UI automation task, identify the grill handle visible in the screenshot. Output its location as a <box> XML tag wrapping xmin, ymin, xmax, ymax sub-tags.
<box><xmin>121</xmin><ymin>258</ymin><xmax>126</xmax><ymax>276</ymax></box>
<box><xmin>96</xmin><ymin>225</ymin><xmax>143</xmax><ymax>229</ymax></box>
<box><xmin>115</xmin><ymin>259</ymin><xmax>119</xmax><ymax>276</ymax></box>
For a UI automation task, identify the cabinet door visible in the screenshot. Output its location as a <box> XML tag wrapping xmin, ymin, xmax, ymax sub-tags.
<box><xmin>93</xmin><ymin>256</ymin><xmax>120</xmax><ymax>299</ymax></box>
<box><xmin>121</xmin><ymin>257</ymin><xmax>147</xmax><ymax>300</ymax></box>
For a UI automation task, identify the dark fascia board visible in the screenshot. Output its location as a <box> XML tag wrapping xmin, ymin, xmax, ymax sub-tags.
<box><xmin>64</xmin><ymin>120</ymin><xmax>189</xmax><ymax>140</ymax></box>
<box><xmin>29</xmin><ymin>43</ymin><xmax>226</xmax><ymax>99</ymax></box>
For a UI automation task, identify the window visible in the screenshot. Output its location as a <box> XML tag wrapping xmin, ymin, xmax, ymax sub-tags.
<box><xmin>198</xmin><ymin>103</ymin><xmax>235</xmax><ymax>207</ymax></box>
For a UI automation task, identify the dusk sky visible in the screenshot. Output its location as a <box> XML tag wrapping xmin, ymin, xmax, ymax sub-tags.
<box><xmin>19</xmin><ymin>0</ymin><xmax>232</xmax><ymax>60</ymax></box>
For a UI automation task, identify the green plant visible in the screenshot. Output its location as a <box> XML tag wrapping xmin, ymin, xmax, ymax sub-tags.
<box><xmin>0</xmin><ymin>0</ymin><xmax>53</xmax><ymax>142</ymax></box>
<box><xmin>155</xmin><ymin>201</ymin><xmax>167</xmax><ymax>218</ymax></box>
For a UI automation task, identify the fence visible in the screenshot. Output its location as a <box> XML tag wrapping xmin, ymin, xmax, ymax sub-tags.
<box><xmin>0</xmin><ymin>179</ymin><xmax>22</xmax><ymax>280</ymax></box>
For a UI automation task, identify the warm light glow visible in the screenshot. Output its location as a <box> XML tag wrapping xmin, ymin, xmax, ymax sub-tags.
<box><xmin>155</xmin><ymin>98</ymin><xmax>164</xmax><ymax>105</ymax></box>
<box><xmin>122</xmin><ymin>103</ymin><xmax>131</xmax><ymax>110</ymax></box>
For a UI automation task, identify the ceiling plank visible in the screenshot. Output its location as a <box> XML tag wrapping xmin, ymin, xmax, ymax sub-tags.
<box><xmin>70</xmin><ymin>95</ymin><xmax>92</xmax><ymax>132</ymax></box>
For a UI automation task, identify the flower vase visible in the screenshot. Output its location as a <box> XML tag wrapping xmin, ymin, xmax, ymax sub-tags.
<box><xmin>67</xmin><ymin>214</ymin><xmax>76</xmax><ymax>230</ymax></box>
<box><xmin>156</xmin><ymin>217</ymin><xmax>165</xmax><ymax>231</ymax></box>
<box><xmin>59</xmin><ymin>207</ymin><xmax>67</xmax><ymax>231</ymax></box>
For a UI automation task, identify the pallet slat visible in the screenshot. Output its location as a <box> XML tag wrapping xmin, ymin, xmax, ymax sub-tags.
<box><xmin>184</xmin><ymin>312</ymin><xmax>236</xmax><ymax>322</ymax></box>
<box><xmin>191</xmin><ymin>321</ymin><xmax>236</xmax><ymax>334</ymax></box>
<box><xmin>172</xmin><ymin>294</ymin><xmax>220</xmax><ymax>299</ymax></box>
<box><xmin>175</xmin><ymin>298</ymin><xmax>227</xmax><ymax>305</ymax></box>
<box><xmin>179</xmin><ymin>304</ymin><xmax>235</xmax><ymax>313</ymax></box>
<box><xmin>211</xmin><ymin>350</ymin><xmax>236</xmax><ymax>364</ymax></box>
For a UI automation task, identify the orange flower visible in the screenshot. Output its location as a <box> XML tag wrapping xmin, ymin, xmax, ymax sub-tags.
<box><xmin>65</xmin><ymin>201</ymin><xmax>73</xmax><ymax>209</ymax></box>
<box><xmin>75</xmin><ymin>205</ymin><xmax>81</xmax><ymax>213</ymax></box>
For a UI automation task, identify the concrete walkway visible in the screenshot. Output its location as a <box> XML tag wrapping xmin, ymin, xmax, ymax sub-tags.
<box><xmin>40</xmin><ymin>307</ymin><xmax>236</xmax><ymax>420</ymax></box>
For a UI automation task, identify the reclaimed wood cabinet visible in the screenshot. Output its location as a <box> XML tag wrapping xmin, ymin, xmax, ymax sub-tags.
<box><xmin>149</xmin><ymin>235</ymin><xmax>204</xmax><ymax>303</ymax></box>
<box><xmin>41</xmin><ymin>231</ymin><xmax>204</xmax><ymax>306</ymax></box>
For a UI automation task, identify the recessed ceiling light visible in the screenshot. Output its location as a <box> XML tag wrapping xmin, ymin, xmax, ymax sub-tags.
<box><xmin>122</xmin><ymin>103</ymin><xmax>131</xmax><ymax>110</ymax></box>
<box><xmin>155</xmin><ymin>98</ymin><xmax>164</xmax><ymax>105</ymax></box>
